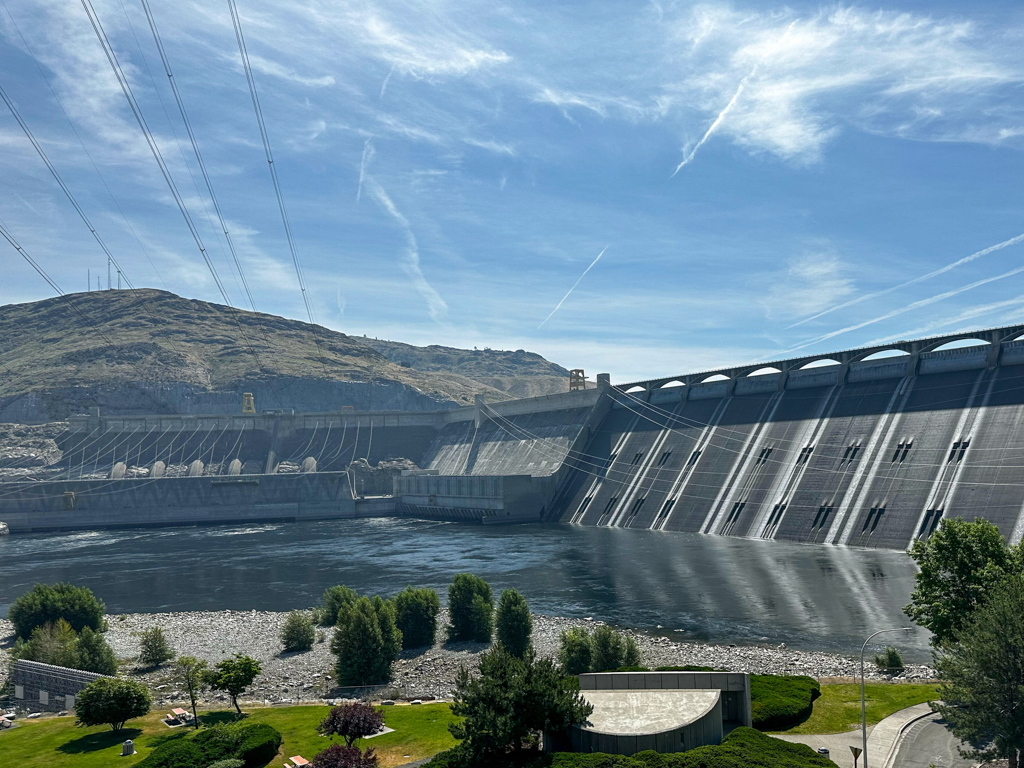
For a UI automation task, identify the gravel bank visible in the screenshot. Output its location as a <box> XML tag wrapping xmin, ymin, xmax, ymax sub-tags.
<box><xmin>1</xmin><ymin>611</ymin><xmax>934</xmax><ymax>709</ymax></box>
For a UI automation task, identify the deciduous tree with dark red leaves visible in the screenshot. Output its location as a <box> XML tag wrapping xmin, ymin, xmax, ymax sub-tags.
<box><xmin>311</xmin><ymin>744</ymin><xmax>378</xmax><ymax>768</ymax></box>
<box><xmin>317</xmin><ymin>702</ymin><xmax>385</xmax><ymax>747</ymax></box>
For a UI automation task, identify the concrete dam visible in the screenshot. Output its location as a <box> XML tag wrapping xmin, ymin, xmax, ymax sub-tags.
<box><xmin>5</xmin><ymin>322</ymin><xmax>1024</xmax><ymax>550</ymax></box>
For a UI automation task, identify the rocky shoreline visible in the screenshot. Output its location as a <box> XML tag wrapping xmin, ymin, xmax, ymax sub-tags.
<box><xmin>1</xmin><ymin>610</ymin><xmax>935</xmax><ymax>709</ymax></box>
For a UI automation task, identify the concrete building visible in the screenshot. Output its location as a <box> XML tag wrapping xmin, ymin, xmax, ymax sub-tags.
<box><xmin>551</xmin><ymin>671</ymin><xmax>750</xmax><ymax>756</ymax></box>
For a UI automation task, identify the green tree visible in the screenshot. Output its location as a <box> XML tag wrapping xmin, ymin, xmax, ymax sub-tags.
<box><xmin>280</xmin><ymin>611</ymin><xmax>316</xmax><ymax>653</ymax></box>
<box><xmin>319</xmin><ymin>585</ymin><xmax>360</xmax><ymax>626</ymax></box>
<box><xmin>873</xmin><ymin>646</ymin><xmax>905</xmax><ymax>675</ymax></box>
<box><xmin>174</xmin><ymin>655</ymin><xmax>208</xmax><ymax>729</ymax></box>
<box><xmin>77</xmin><ymin>626</ymin><xmax>118</xmax><ymax>675</ymax></box>
<box><xmin>331</xmin><ymin>597</ymin><xmax>402</xmax><ymax>686</ymax></box>
<box><xmin>447</xmin><ymin>574</ymin><xmax>493</xmax><ymax>642</ymax></box>
<box><xmin>9</xmin><ymin>582</ymin><xmax>105</xmax><ymax>639</ymax></box>
<box><xmin>12</xmin><ymin>618</ymin><xmax>79</xmax><ymax>668</ymax></box>
<box><xmin>393</xmin><ymin>587</ymin><xmax>441</xmax><ymax>649</ymax></box>
<box><xmin>905</xmin><ymin>517</ymin><xmax>1022</xmax><ymax>647</ymax></box>
<box><xmin>933</xmin><ymin>575</ymin><xmax>1024</xmax><ymax>768</ymax></box>
<box><xmin>557</xmin><ymin>627</ymin><xmax>593</xmax><ymax>675</ymax></box>
<box><xmin>449</xmin><ymin>644</ymin><xmax>592</xmax><ymax>759</ymax></box>
<box><xmin>495</xmin><ymin>589</ymin><xmax>532</xmax><ymax>658</ymax></box>
<box><xmin>207</xmin><ymin>654</ymin><xmax>261</xmax><ymax>715</ymax></box>
<box><xmin>139</xmin><ymin>627</ymin><xmax>174</xmax><ymax>667</ymax></box>
<box><xmin>592</xmin><ymin>625</ymin><xmax>637</xmax><ymax>672</ymax></box>
<box><xmin>75</xmin><ymin>676</ymin><xmax>151</xmax><ymax>731</ymax></box>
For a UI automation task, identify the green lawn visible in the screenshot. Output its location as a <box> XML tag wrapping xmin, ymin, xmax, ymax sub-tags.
<box><xmin>0</xmin><ymin>703</ymin><xmax>459</xmax><ymax>768</ymax></box>
<box><xmin>775</xmin><ymin>683</ymin><xmax>940</xmax><ymax>735</ymax></box>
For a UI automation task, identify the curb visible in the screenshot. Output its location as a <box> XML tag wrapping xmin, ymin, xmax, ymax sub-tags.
<box><xmin>880</xmin><ymin>705</ymin><xmax>937</xmax><ymax>768</ymax></box>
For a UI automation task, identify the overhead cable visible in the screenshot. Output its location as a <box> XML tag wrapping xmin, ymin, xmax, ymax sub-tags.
<box><xmin>226</xmin><ymin>0</ymin><xmax>330</xmax><ymax>376</ymax></box>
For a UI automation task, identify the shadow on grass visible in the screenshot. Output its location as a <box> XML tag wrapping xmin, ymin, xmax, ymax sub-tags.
<box><xmin>143</xmin><ymin>729</ymin><xmax>191</xmax><ymax>750</ymax></box>
<box><xmin>200</xmin><ymin>710</ymin><xmax>247</xmax><ymax>727</ymax></box>
<box><xmin>56</xmin><ymin>727</ymin><xmax>143</xmax><ymax>755</ymax></box>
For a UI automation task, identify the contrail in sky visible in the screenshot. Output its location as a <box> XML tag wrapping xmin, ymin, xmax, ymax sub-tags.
<box><xmin>538</xmin><ymin>246</ymin><xmax>608</xmax><ymax>329</ymax></box>
<box><xmin>788</xmin><ymin>232</ymin><xmax>1024</xmax><ymax>329</ymax></box>
<box><xmin>782</xmin><ymin>263</ymin><xmax>1024</xmax><ymax>355</ymax></box>
<box><xmin>671</xmin><ymin>65</ymin><xmax>756</xmax><ymax>177</ymax></box>
<box><xmin>380</xmin><ymin>65</ymin><xmax>395</xmax><ymax>99</ymax></box>
<box><xmin>356</xmin><ymin>139</ymin><xmax>375</xmax><ymax>202</ymax></box>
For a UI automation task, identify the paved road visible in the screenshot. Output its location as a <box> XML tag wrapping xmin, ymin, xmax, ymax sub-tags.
<box><xmin>893</xmin><ymin>713</ymin><xmax>974</xmax><ymax>768</ymax></box>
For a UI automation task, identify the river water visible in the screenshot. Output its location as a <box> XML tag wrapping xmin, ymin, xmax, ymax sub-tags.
<box><xmin>0</xmin><ymin>520</ymin><xmax>929</xmax><ymax>660</ymax></box>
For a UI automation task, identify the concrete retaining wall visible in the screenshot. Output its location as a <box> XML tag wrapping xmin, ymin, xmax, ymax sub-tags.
<box><xmin>0</xmin><ymin>472</ymin><xmax>362</xmax><ymax>533</ymax></box>
<box><xmin>12</xmin><ymin>660</ymin><xmax>110</xmax><ymax>712</ymax></box>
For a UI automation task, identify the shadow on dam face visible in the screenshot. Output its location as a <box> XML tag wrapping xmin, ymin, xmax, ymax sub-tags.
<box><xmin>0</xmin><ymin>518</ymin><xmax>929</xmax><ymax>660</ymax></box>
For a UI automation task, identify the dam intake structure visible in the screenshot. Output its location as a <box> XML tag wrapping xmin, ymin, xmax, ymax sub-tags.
<box><xmin>5</xmin><ymin>323</ymin><xmax>1024</xmax><ymax>550</ymax></box>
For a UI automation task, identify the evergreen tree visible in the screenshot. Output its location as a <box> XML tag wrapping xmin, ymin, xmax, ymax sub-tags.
<box><xmin>331</xmin><ymin>597</ymin><xmax>401</xmax><ymax>686</ymax></box>
<box><xmin>77</xmin><ymin>626</ymin><xmax>118</xmax><ymax>675</ymax></box>
<box><xmin>934</xmin><ymin>576</ymin><xmax>1024</xmax><ymax>768</ymax></box>
<box><xmin>393</xmin><ymin>587</ymin><xmax>440</xmax><ymax>649</ymax></box>
<box><xmin>447</xmin><ymin>574</ymin><xmax>493</xmax><ymax>642</ymax></box>
<box><xmin>319</xmin><ymin>585</ymin><xmax>359</xmax><ymax>626</ymax></box>
<box><xmin>558</xmin><ymin>627</ymin><xmax>593</xmax><ymax>675</ymax></box>
<box><xmin>591</xmin><ymin>625</ymin><xmax>626</xmax><ymax>672</ymax></box>
<box><xmin>495</xmin><ymin>588</ymin><xmax>532</xmax><ymax>658</ymax></box>
<box><xmin>280</xmin><ymin>611</ymin><xmax>316</xmax><ymax>653</ymax></box>
<box><xmin>139</xmin><ymin>627</ymin><xmax>174</xmax><ymax>667</ymax></box>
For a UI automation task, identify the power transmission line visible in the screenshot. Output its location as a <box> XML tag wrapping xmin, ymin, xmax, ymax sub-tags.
<box><xmin>226</xmin><ymin>0</ymin><xmax>330</xmax><ymax>376</ymax></box>
<box><xmin>0</xmin><ymin>0</ymin><xmax>169</xmax><ymax>290</ymax></box>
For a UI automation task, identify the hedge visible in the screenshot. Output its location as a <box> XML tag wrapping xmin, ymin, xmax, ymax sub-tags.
<box><xmin>135</xmin><ymin>721</ymin><xmax>282</xmax><ymax>768</ymax></box>
<box><xmin>749</xmin><ymin>675</ymin><xmax>821</xmax><ymax>731</ymax></box>
<box><xmin>424</xmin><ymin>728</ymin><xmax>836</xmax><ymax>768</ymax></box>
<box><xmin>236</xmin><ymin>723</ymin><xmax>283</xmax><ymax>767</ymax></box>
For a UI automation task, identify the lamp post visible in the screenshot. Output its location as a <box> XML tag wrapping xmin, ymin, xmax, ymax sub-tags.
<box><xmin>861</xmin><ymin>627</ymin><xmax>912</xmax><ymax>768</ymax></box>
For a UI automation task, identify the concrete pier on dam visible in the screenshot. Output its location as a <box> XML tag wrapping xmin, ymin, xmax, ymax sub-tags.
<box><xmin>7</xmin><ymin>323</ymin><xmax>1024</xmax><ymax>548</ymax></box>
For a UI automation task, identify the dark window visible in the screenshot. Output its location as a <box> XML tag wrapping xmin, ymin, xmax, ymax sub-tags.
<box><xmin>631</xmin><ymin>452</ymin><xmax>644</xmax><ymax>465</ymax></box>
<box><xmin>630</xmin><ymin>497</ymin><xmax>646</xmax><ymax>515</ymax></box>
<box><xmin>576</xmin><ymin>496</ymin><xmax>592</xmax><ymax>515</ymax></box>
<box><xmin>602</xmin><ymin>497</ymin><xmax>618</xmax><ymax>515</ymax></box>
<box><xmin>798</xmin><ymin>445</ymin><xmax>814</xmax><ymax>465</ymax></box>
<box><xmin>687</xmin><ymin>449</ymin><xmax>702</xmax><ymax>466</ymax></box>
<box><xmin>659</xmin><ymin>498</ymin><xmax>676</xmax><ymax>518</ymax></box>
<box><xmin>657</xmin><ymin>451</ymin><xmax>672</xmax><ymax>466</ymax></box>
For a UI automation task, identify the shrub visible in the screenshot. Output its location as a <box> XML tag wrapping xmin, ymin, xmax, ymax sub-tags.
<box><xmin>139</xmin><ymin>627</ymin><xmax>175</xmax><ymax>667</ymax></box>
<box><xmin>447</xmin><ymin>573</ymin><xmax>493</xmax><ymax>642</ymax></box>
<box><xmin>134</xmin><ymin>740</ymin><xmax>205</xmax><ymax>768</ymax></box>
<box><xmin>496</xmin><ymin>588</ymin><xmax>533</xmax><ymax>658</ymax></box>
<box><xmin>192</xmin><ymin>723</ymin><xmax>244</xmax><ymax>762</ymax></box>
<box><xmin>558</xmin><ymin>628</ymin><xmax>593</xmax><ymax>675</ymax></box>
<box><xmin>873</xmin><ymin>646</ymin><xmax>905</xmax><ymax>674</ymax></box>
<box><xmin>312</xmin><ymin>743</ymin><xmax>379</xmax><ymax>768</ymax></box>
<box><xmin>236</xmin><ymin>722</ymin><xmax>283</xmax><ymax>767</ymax></box>
<box><xmin>331</xmin><ymin>596</ymin><xmax>402</xmax><ymax>685</ymax></box>
<box><xmin>9</xmin><ymin>582</ymin><xmax>105</xmax><ymax>639</ymax></box>
<box><xmin>393</xmin><ymin>586</ymin><xmax>441</xmax><ymax>649</ymax></box>
<box><xmin>281</xmin><ymin>610</ymin><xmax>316</xmax><ymax>653</ymax></box>
<box><xmin>750</xmin><ymin>674</ymin><xmax>821</xmax><ymax>730</ymax></box>
<box><xmin>77</xmin><ymin>626</ymin><xmax>118</xmax><ymax>675</ymax></box>
<box><xmin>318</xmin><ymin>702</ymin><xmax>385</xmax><ymax>745</ymax></box>
<box><xmin>208</xmin><ymin>761</ymin><xmax>246</xmax><ymax>768</ymax></box>
<box><xmin>319</xmin><ymin>585</ymin><xmax>360</xmax><ymax>626</ymax></box>
<box><xmin>75</xmin><ymin>676</ymin><xmax>151</xmax><ymax>731</ymax></box>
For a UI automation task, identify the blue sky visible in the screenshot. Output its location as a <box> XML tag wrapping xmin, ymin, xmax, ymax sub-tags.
<box><xmin>2</xmin><ymin>0</ymin><xmax>1023</xmax><ymax>382</ymax></box>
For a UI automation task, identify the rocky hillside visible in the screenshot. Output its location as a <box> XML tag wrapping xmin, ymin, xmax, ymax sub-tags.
<box><xmin>0</xmin><ymin>290</ymin><xmax>569</xmax><ymax>422</ymax></box>
<box><xmin>361</xmin><ymin>338</ymin><xmax>571</xmax><ymax>399</ymax></box>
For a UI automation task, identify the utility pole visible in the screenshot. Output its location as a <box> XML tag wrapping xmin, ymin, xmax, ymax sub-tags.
<box><xmin>107</xmin><ymin>256</ymin><xmax>111</xmax><ymax>290</ymax></box>
<box><xmin>88</xmin><ymin>268</ymin><xmax>90</xmax><ymax>291</ymax></box>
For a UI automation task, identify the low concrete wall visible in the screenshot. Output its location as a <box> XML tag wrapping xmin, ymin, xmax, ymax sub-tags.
<box><xmin>12</xmin><ymin>660</ymin><xmax>111</xmax><ymax>712</ymax></box>
<box><xmin>0</xmin><ymin>472</ymin><xmax>362</xmax><ymax>533</ymax></box>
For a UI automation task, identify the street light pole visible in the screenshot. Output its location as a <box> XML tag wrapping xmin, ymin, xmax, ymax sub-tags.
<box><xmin>861</xmin><ymin>627</ymin><xmax>912</xmax><ymax>768</ymax></box>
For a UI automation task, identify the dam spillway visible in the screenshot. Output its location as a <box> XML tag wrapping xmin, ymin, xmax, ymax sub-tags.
<box><xmin>7</xmin><ymin>323</ymin><xmax>1024</xmax><ymax>549</ymax></box>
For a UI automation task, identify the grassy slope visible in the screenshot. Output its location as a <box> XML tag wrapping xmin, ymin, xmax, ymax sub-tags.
<box><xmin>0</xmin><ymin>290</ymin><xmax>559</xmax><ymax>406</ymax></box>
<box><xmin>0</xmin><ymin>703</ymin><xmax>458</xmax><ymax>768</ymax></box>
<box><xmin>775</xmin><ymin>683</ymin><xmax>940</xmax><ymax>735</ymax></box>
